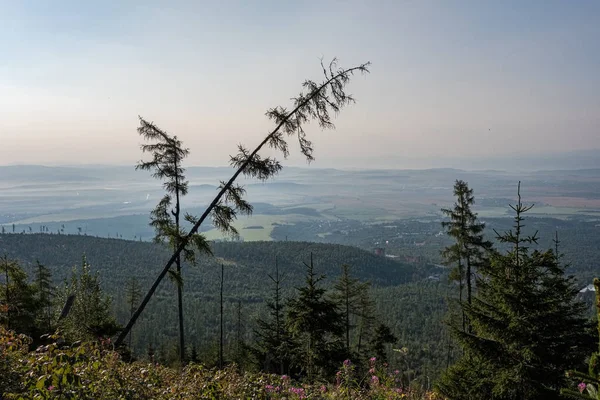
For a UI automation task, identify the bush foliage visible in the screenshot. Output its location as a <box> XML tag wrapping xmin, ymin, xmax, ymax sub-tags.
<box><xmin>1</xmin><ymin>326</ymin><xmax>441</xmax><ymax>399</ymax></box>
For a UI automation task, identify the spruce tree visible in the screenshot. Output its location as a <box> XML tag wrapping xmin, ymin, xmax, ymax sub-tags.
<box><xmin>562</xmin><ymin>278</ymin><xmax>600</xmax><ymax>399</ymax></box>
<box><xmin>233</xmin><ymin>299</ymin><xmax>249</xmax><ymax>367</ymax></box>
<box><xmin>369</xmin><ymin>323</ymin><xmax>398</xmax><ymax>364</ymax></box>
<box><xmin>285</xmin><ymin>253</ymin><xmax>344</xmax><ymax>380</ymax></box>
<box><xmin>125</xmin><ymin>277</ymin><xmax>141</xmax><ymax>350</ymax></box>
<box><xmin>136</xmin><ymin>119</ymin><xmax>211</xmax><ymax>363</ymax></box>
<box><xmin>331</xmin><ymin>264</ymin><xmax>364</xmax><ymax>357</ymax></box>
<box><xmin>33</xmin><ymin>260</ymin><xmax>54</xmax><ymax>333</ymax></box>
<box><xmin>436</xmin><ymin>183</ymin><xmax>594</xmax><ymax>400</ymax></box>
<box><xmin>441</xmin><ymin>180</ymin><xmax>492</xmax><ymax>332</ymax></box>
<box><xmin>0</xmin><ymin>256</ymin><xmax>37</xmax><ymax>335</ymax></box>
<box><xmin>252</xmin><ymin>257</ymin><xmax>292</xmax><ymax>374</ymax></box>
<box><xmin>56</xmin><ymin>255</ymin><xmax>120</xmax><ymax>342</ymax></box>
<box><xmin>355</xmin><ymin>282</ymin><xmax>377</xmax><ymax>359</ymax></box>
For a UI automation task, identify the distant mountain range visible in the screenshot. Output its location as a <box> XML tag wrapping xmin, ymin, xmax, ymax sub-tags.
<box><xmin>2</xmin><ymin>149</ymin><xmax>600</xmax><ymax>178</ymax></box>
<box><xmin>324</xmin><ymin>149</ymin><xmax>600</xmax><ymax>171</ymax></box>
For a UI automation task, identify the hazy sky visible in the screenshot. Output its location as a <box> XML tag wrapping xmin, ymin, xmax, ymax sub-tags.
<box><xmin>1</xmin><ymin>1</ymin><xmax>599</xmax><ymax>169</ymax></box>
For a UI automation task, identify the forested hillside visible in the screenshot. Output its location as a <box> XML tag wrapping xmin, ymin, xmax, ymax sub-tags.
<box><xmin>0</xmin><ymin>233</ymin><xmax>450</xmax><ymax>376</ymax></box>
<box><xmin>1</xmin><ymin>230</ymin><xmax>597</xmax><ymax>385</ymax></box>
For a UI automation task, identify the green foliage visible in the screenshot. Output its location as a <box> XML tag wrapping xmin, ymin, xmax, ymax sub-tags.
<box><xmin>125</xmin><ymin>277</ymin><xmax>141</xmax><ymax>349</ymax></box>
<box><xmin>437</xmin><ymin>184</ymin><xmax>594</xmax><ymax>400</ymax></box>
<box><xmin>0</xmin><ymin>323</ymin><xmax>442</xmax><ymax>399</ymax></box>
<box><xmin>0</xmin><ymin>233</ymin><xmax>445</xmax><ymax>381</ymax></box>
<box><xmin>0</xmin><ymin>256</ymin><xmax>39</xmax><ymax>338</ymax></box>
<box><xmin>562</xmin><ymin>278</ymin><xmax>600</xmax><ymax>399</ymax></box>
<box><xmin>331</xmin><ymin>264</ymin><xmax>367</xmax><ymax>357</ymax></box>
<box><xmin>33</xmin><ymin>260</ymin><xmax>55</xmax><ymax>333</ymax></box>
<box><xmin>56</xmin><ymin>255</ymin><xmax>120</xmax><ymax>342</ymax></box>
<box><xmin>285</xmin><ymin>253</ymin><xmax>345</xmax><ymax>380</ymax></box>
<box><xmin>370</xmin><ymin>324</ymin><xmax>398</xmax><ymax>364</ymax></box>
<box><xmin>251</xmin><ymin>257</ymin><xmax>293</xmax><ymax>375</ymax></box>
<box><xmin>440</xmin><ymin>180</ymin><xmax>492</xmax><ymax>333</ymax></box>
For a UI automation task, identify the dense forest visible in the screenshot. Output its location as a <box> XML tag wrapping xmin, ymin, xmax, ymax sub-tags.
<box><xmin>0</xmin><ymin>234</ymin><xmax>446</xmax><ymax>375</ymax></box>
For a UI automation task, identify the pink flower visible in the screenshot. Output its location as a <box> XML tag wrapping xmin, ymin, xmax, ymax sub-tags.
<box><xmin>48</xmin><ymin>386</ymin><xmax>55</xmax><ymax>391</ymax></box>
<box><xmin>369</xmin><ymin>367</ymin><xmax>375</xmax><ymax>374</ymax></box>
<box><xmin>343</xmin><ymin>359</ymin><xmax>351</xmax><ymax>366</ymax></box>
<box><xmin>289</xmin><ymin>387</ymin><xmax>306</xmax><ymax>398</ymax></box>
<box><xmin>579</xmin><ymin>382</ymin><xmax>587</xmax><ymax>393</ymax></box>
<box><xmin>370</xmin><ymin>356</ymin><xmax>377</xmax><ymax>363</ymax></box>
<box><xmin>394</xmin><ymin>369</ymin><xmax>400</xmax><ymax>375</ymax></box>
<box><xmin>320</xmin><ymin>385</ymin><xmax>327</xmax><ymax>393</ymax></box>
<box><xmin>371</xmin><ymin>375</ymin><xmax>379</xmax><ymax>385</ymax></box>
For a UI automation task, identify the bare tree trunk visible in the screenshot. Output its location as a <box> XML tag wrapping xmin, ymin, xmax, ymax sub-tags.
<box><xmin>174</xmin><ymin>156</ymin><xmax>185</xmax><ymax>364</ymax></box>
<box><xmin>219</xmin><ymin>264</ymin><xmax>224</xmax><ymax>369</ymax></box>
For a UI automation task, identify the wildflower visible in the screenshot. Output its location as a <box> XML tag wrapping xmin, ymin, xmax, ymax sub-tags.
<box><xmin>320</xmin><ymin>385</ymin><xmax>327</xmax><ymax>393</ymax></box>
<box><xmin>371</xmin><ymin>375</ymin><xmax>379</xmax><ymax>385</ymax></box>
<box><xmin>394</xmin><ymin>369</ymin><xmax>400</xmax><ymax>375</ymax></box>
<box><xmin>369</xmin><ymin>356</ymin><xmax>376</xmax><ymax>364</ymax></box>
<box><xmin>579</xmin><ymin>382</ymin><xmax>587</xmax><ymax>393</ymax></box>
<box><xmin>369</xmin><ymin>367</ymin><xmax>375</xmax><ymax>374</ymax></box>
<box><xmin>289</xmin><ymin>387</ymin><xmax>306</xmax><ymax>398</ymax></box>
<box><xmin>265</xmin><ymin>384</ymin><xmax>274</xmax><ymax>393</ymax></box>
<box><xmin>343</xmin><ymin>359</ymin><xmax>351</xmax><ymax>366</ymax></box>
<box><xmin>48</xmin><ymin>386</ymin><xmax>55</xmax><ymax>391</ymax></box>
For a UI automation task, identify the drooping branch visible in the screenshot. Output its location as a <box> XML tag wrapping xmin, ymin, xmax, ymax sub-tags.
<box><xmin>115</xmin><ymin>59</ymin><xmax>370</xmax><ymax>347</ymax></box>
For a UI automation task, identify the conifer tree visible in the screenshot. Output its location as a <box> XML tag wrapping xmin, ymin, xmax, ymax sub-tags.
<box><xmin>252</xmin><ymin>257</ymin><xmax>292</xmax><ymax>374</ymax></box>
<box><xmin>56</xmin><ymin>255</ymin><xmax>120</xmax><ymax>342</ymax></box>
<box><xmin>285</xmin><ymin>253</ymin><xmax>344</xmax><ymax>380</ymax></box>
<box><xmin>441</xmin><ymin>180</ymin><xmax>492</xmax><ymax>332</ymax></box>
<box><xmin>189</xmin><ymin>344</ymin><xmax>199</xmax><ymax>364</ymax></box>
<box><xmin>233</xmin><ymin>299</ymin><xmax>249</xmax><ymax>367</ymax></box>
<box><xmin>33</xmin><ymin>260</ymin><xmax>54</xmax><ymax>333</ymax></box>
<box><xmin>437</xmin><ymin>183</ymin><xmax>593</xmax><ymax>400</ymax></box>
<box><xmin>355</xmin><ymin>282</ymin><xmax>377</xmax><ymax>359</ymax></box>
<box><xmin>0</xmin><ymin>256</ymin><xmax>37</xmax><ymax>335</ymax></box>
<box><xmin>562</xmin><ymin>278</ymin><xmax>600</xmax><ymax>399</ymax></box>
<box><xmin>136</xmin><ymin>120</ymin><xmax>212</xmax><ymax>363</ymax></box>
<box><xmin>116</xmin><ymin>58</ymin><xmax>370</xmax><ymax>347</ymax></box>
<box><xmin>331</xmin><ymin>264</ymin><xmax>361</xmax><ymax>356</ymax></box>
<box><xmin>369</xmin><ymin>323</ymin><xmax>398</xmax><ymax>363</ymax></box>
<box><xmin>125</xmin><ymin>277</ymin><xmax>141</xmax><ymax>350</ymax></box>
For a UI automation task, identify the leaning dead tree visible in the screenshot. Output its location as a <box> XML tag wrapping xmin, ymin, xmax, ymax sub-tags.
<box><xmin>115</xmin><ymin>58</ymin><xmax>371</xmax><ymax>347</ymax></box>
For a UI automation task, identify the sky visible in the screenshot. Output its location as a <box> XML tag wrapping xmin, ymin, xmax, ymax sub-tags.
<box><xmin>1</xmin><ymin>0</ymin><xmax>599</xmax><ymax>169</ymax></box>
